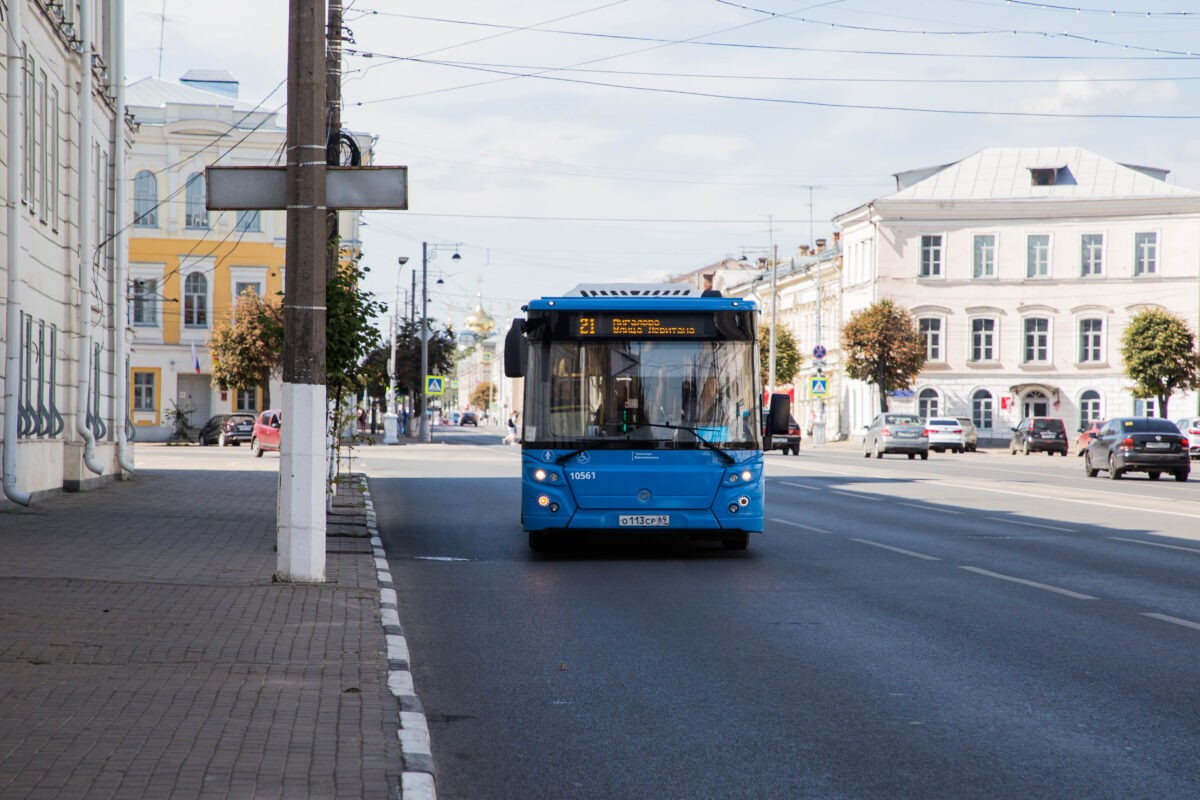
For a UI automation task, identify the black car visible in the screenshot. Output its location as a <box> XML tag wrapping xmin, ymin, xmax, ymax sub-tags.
<box><xmin>1010</xmin><ymin>416</ymin><xmax>1069</xmax><ymax>456</ymax></box>
<box><xmin>1084</xmin><ymin>417</ymin><xmax>1190</xmax><ymax>481</ymax></box>
<box><xmin>460</xmin><ymin>411</ymin><xmax>479</xmax><ymax>426</ymax></box>
<box><xmin>764</xmin><ymin>415</ymin><xmax>801</xmax><ymax>456</ymax></box>
<box><xmin>197</xmin><ymin>413</ymin><xmax>256</xmax><ymax>446</ymax></box>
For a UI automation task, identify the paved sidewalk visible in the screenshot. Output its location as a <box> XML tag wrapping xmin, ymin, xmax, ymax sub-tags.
<box><xmin>0</xmin><ymin>451</ymin><xmax>417</xmax><ymax>799</ymax></box>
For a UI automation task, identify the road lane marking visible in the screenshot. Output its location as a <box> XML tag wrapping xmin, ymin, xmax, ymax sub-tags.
<box><xmin>1109</xmin><ymin>537</ymin><xmax>1200</xmax><ymax>555</ymax></box>
<box><xmin>940</xmin><ymin>481</ymin><xmax>1200</xmax><ymax>521</ymax></box>
<box><xmin>984</xmin><ymin>516</ymin><xmax>1075</xmax><ymax>532</ymax></box>
<box><xmin>780</xmin><ymin>481</ymin><xmax>809</xmax><ymax>489</ymax></box>
<box><xmin>959</xmin><ymin>566</ymin><xmax>1097</xmax><ymax>600</ymax></box>
<box><xmin>899</xmin><ymin>502</ymin><xmax>960</xmax><ymax>515</ymax></box>
<box><xmin>1140</xmin><ymin>612</ymin><xmax>1200</xmax><ymax>632</ymax></box>
<box><xmin>771</xmin><ymin>518</ymin><xmax>832</xmax><ymax>534</ymax></box>
<box><xmin>829</xmin><ymin>489</ymin><xmax>880</xmax><ymax>501</ymax></box>
<box><xmin>851</xmin><ymin>539</ymin><xmax>940</xmax><ymax>560</ymax></box>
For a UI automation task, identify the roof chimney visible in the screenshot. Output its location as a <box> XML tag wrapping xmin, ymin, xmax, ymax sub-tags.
<box><xmin>816</xmin><ymin>238</ymin><xmax>827</xmax><ymax>253</ymax></box>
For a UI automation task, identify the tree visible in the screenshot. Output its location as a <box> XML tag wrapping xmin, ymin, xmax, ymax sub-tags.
<box><xmin>842</xmin><ymin>299</ymin><xmax>926</xmax><ymax>413</ymax></box>
<box><xmin>391</xmin><ymin>317</ymin><xmax>457</xmax><ymax>400</ymax></box>
<box><xmin>759</xmin><ymin>324</ymin><xmax>802</xmax><ymax>391</ymax></box>
<box><xmin>471</xmin><ymin>381</ymin><xmax>495</xmax><ymax>410</ymax></box>
<box><xmin>325</xmin><ymin>256</ymin><xmax>387</xmax><ymax>406</ymax></box>
<box><xmin>1120</xmin><ymin>308</ymin><xmax>1200</xmax><ymax>418</ymax></box>
<box><xmin>209</xmin><ymin>287</ymin><xmax>284</xmax><ymax>409</ymax></box>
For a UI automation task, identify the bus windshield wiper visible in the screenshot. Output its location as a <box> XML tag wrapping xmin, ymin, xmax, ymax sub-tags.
<box><xmin>635</xmin><ymin>422</ymin><xmax>736</xmax><ymax>466</ymax></box>
<box><xmin>554</xmin><ymin>447</ymin><xmax>589</xmax><ymax>465</ymax></box>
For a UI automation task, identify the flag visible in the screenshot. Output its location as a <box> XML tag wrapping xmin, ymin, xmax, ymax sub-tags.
<box><xmin>191</xmin><ymin>342</ymin><xmax>202</xmax><ymax>374</ymax></box>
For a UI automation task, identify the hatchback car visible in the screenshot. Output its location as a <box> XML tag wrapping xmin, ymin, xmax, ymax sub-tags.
<box><xmin>764</xmin><ymin>415</ymin><xmax>802</xmax><ymax>455</ymax></box>
<box><xmin>954</xmin><ymin>417</ymin><xmax>979</xmax><ymax>452</ymax></box>
<box><xmin>1173</xmin><ymin>417</ymin><xmax>1200</xmax><ymax>459</ymax></box>
<box><xmin>863</xmin><ymin>412</ymin><xmax>929</xmax><ymax>459</ymax></box>
<box><xmin>1075</xmin><ymin>420</ymin><xmax>1103</xmax><ymax>456</ymax></box>
<box><xmin>250</xmin><ymin>409</ymin><xmax>282</xmax><ymax>457</ymax></box>
<box><xmin>1083</xmin><ymin>417</ymin><xmax>1189</xmax><ymax>481</ymax></box>
<box><xmin>925</xmin><ymin>417</ymin><xmax>966</xmax><ymax>454</ymax></box>
<box><xmin>1010</xmin><ymin>417</ymin><xmax>1069</xmax><ymax>456</ymax></box>
<box><xmin>197</xmin><ymin>413</ymin><xmax>255</xmax><ymax>447</ymax></box>
<box><xmin>460</xmin><ymin>411</ymin><xmax>479</xmax><ymax>426</ymax></box>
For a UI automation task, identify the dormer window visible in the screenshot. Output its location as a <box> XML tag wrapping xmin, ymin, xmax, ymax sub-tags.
<box><xmin>1029</xmin><ymin>166</ymin><xmax>1073</xmax><ymax>186</ymax></box>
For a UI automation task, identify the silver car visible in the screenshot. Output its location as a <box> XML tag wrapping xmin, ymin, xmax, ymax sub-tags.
<box><xmin>863</xmin><ymin>412</ymin><xmax>929</xmax><ymax>460</ymax></box>
<box><xmin>955</xmin><ymin>416</ymin><xmax>980</xmax><ymax>452</ymax></box>
<box><xmin>1173</xmin><ymin>417</ymin><xmax>1200</xmax><ymax>460</ymax></box>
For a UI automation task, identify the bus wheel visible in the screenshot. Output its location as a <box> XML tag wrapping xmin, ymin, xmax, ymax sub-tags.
<box><xmin>529</xmin><ymin>531</ymin><xmax>554</xmax><ymax>552</ymax></box>
<box><xmin>722</xmin><ymin>532</ymin><xmax>749</xmax><ymax>550</ymax></box>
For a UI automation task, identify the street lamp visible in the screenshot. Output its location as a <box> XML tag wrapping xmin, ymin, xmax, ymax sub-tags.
<box><xmin>419</xmin><ymin>242</ymin><xmax>461</xmax><ymax>443</ymax></box>
<box><xmin>384</xmin><ymin>256</ymin><xmax>409</xmax><ymax>445</ymax></box>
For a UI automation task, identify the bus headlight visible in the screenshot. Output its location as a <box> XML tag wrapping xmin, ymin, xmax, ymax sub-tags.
<box><xmin>738</xmin><ymin>495</ymin><xmax>750</xmax><ymax>507</ymax></box>
<box><xmin>537</xmin><ymin>494</ymin><xmax>551</xmax><ymax>507</ymax></box>
<box><xmin>740</xmin><ymin>469</ymin><xmax>753</xmax><ymax>482</ymax></box>
<box><xmin>534</xmin><ymin>468</ymin><xmax>547</xmax><ymax>482</ymax></box>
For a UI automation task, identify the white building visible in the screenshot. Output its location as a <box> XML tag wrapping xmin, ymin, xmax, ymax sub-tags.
<box><xmin>834</xmin><ymin>146</ymin><xmax>1200</xmax><ymax>443</ymax></box>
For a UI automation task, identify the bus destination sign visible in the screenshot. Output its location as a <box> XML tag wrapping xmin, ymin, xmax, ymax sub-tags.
<box><xmin>572</xmin><ymin>313</ymin><xmax>717</xmax><ymax>338</ymax></box>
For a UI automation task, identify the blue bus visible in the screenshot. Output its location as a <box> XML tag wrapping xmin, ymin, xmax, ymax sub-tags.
<box><xmin>503</xmin><ymin>283</ymin><xmax>790</xmax><ymax>551</ymax></box>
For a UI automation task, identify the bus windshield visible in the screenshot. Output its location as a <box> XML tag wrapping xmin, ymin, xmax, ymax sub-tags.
<box><xmin>523</xmin><ymin>339</ymin><xmax>761</xmax><ymax>450</ymax></box>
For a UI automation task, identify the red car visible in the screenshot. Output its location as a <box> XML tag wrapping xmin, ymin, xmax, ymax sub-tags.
<box><xmin>251</xmin><ymin>409</ymin><xmax>282</xmax><ymax>457</ymax></box>
<box><xmin>1076</xmin><ymin>420</ymin><xmax>1103</xmax><ymax>456</ymax></box>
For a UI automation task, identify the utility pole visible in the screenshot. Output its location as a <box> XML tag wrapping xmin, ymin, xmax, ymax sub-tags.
<box><xmin>325</xmin><ymin>0</ymin><xmax>342</xmax><ymax>281</ymax></box>
<box><xmin>277</xmin><ymin>0</ymin><xmax>328</xmax><ymax>583</ymax></box>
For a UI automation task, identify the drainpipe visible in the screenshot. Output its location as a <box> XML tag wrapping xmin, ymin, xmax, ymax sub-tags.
<box><xmin>75</xmin><ymin>0</ymin><xmax>103</xmax><ymax>476</ymax></box>
<box><xmin>3</xmin><ymin>0</ymin><xmax>32</xmax><ymax>505</ymax></box>
<box><xmin>111</xmin><ymin>0</ymin><xmax>134</xmax><ymax>475</ymax></box>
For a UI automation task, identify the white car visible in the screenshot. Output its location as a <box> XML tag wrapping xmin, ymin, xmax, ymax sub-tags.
<box><xmin>1174</xmin><ymin>417</ymin><xmax>1200</xmax><ymax>460</ymax></box>
<box><xmin>925</xmin><ymin>417</ymin><xmax>966</xmax><ymax>454</ymax></box>
<box><xmin>955</xmin><ymin>416</ymin><xmax>980</xmax><ymax>452</ymax></box>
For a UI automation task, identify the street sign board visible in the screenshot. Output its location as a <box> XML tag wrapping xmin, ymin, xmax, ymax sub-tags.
<box><xmin>812</xmin><ymin>344</ymin><xmax>827</xmax><ymax>360</ymax></box>
<box><xmin>809</xmin><ymin>377</ymin><xmax>829</xmax><ymax>397</ymax></box>
<box><xmin>425</xmin><ymin>375</ymin><xmax>445</xmax><ymax>395</ymax></box>
<box><xmin>205</xmin><ymin>166</ymin><xmax>408</xmax><ymax>210</ymax></box>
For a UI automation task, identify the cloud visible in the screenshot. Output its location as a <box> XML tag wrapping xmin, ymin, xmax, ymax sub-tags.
<box><xmin>1019</xmin><ymin>72</ymin><xmax>1180</xmax><ymax>117</ymax></box>
<box><xmin>654</xmin><ymin>133</ymin><xmax>747</xmax><ymax>159</ymax></box>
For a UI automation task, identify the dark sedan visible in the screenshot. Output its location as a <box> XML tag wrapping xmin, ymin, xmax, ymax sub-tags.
<box><xmin>198</xmin><ymin>413</ymin><xmax>256</xmax><ymax>446</ymax></box>
<box><xmin>1083</xmin><ymin>416</ymin><xmax>1190</xmax><ymax>481</ymax></box>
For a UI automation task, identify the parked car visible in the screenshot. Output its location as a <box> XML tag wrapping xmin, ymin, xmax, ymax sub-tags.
<box><xmin>954</xmin><ymin>417</ymin><xmax>979</xmax><ymax>452</ymax></box>
<box><xmin>250</xmin><ymin>409</ymin><xmax>282</xmax><ymax>457</ymax></box>
<box><xmin>764</xmin><ymin>415</ymin><xmax>802</xmax><ymax>455</ymax></box>
<box><xmin>1075</xmin><ymin>420</ymin><xmax>1104</xmax><ymax>456</ymax></box>
<box><xmin>460</xmin><ymin>411</ymin><xmax>479</xmax><ymax>426</ymax></box>
<box><xmin>1083</xmin><ymin>416</ymin><xmax>1190</xmax><ymax>481</ymax></box>
<box><xmin>863</xmin><ymin>412</ymin><xmax>928</xmax><ymax>459</ymax></box>
<box><xmin>1010</xmin><ymin>417</ymin><xmax>1069</xmax><ymax>456</ymax></box>
<box><xmin>197</xmin><ymin>413</ymin><xmax>256</xmax><ymax>447</ymax></box>
<box><xmin>1173</xmin><ymin>417</ymin><xmax>1200</xmax><ymax>460</ymax></box>
<box><xmin>925</xmin><ymin>417</ymin><xmax>966</xmax><ymax>454</ymax></box>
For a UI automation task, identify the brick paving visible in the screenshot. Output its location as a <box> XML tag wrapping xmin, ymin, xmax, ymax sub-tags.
<box><xmin>0</xmin><ymin>454</ymin><xmax>403</xmax><ymax>799</ymax></box>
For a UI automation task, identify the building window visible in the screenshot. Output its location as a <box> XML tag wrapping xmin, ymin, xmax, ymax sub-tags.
<box><xmin>918</xmin><ymin>388</ymin><xmax>939</xmax><ymax>419</ymax></box>
<box><xmin>132</xmin><ymin>279</ymin><xmax>158</xmax><ymax>327</ymax></box>
<box><xmin>970</xmin><ymin>318</ymin><xmax>996</xmax><ymax>362</ymax></box>
<box><xmin>1080</xmin><ymin>233</ymin><xmax>1104</xmax><ymax>276</ymax></box>
<box><xmin>1080</xmin><ymin>390</ymin><xmax>1101</xmax><ymax>425</ymax></box>
<box><xmin>919</xmin><ymin>235</ymin><xmax>942</xmax><ymax>278</ymax></box>
<box><xmin>50</xmin><ymin>85</ymin><xmax>60</xmax><ymax>229</ymax></box>
<box><xmin>133</xmin><ymin>372</ymin><xmax>156</xmax><ymax>412</ymax></box>
<box><xmin>1079</xmin><ymin>318</ymin><xmax>1103</xmax><ymax>363</ymax></box>
<box><xmin>133</xmin><ymin>170</ymin><xmax>158</xmax><ymax>227</ymax></box>
<box><xmin>919</xmin><ymin>317</ymin><xmax>942</xmax><ymax>361</ymax></box>
<box><xmin>1134</xmin><ymin>397</ymin><xmax>1159</xmax><ymax>418</ymax></box>
<box><xmin>972</xmin><ymin>390</ymin><xmax>994</xmax><ymax>430</ymax></box>
<box><xmin>973</xmin><ymin>234</ymin><xmax>996</xmax><ymax>278</ymax></box>
<box><xmin>235</xmin><ymin>210</ymin><xmax>261</xmax><ymax>232</ymax></box>
<box><xmin>236</xmin><ymin>388</ymin><xmax>258</xmax><ymax>413</ymax></box>
<box><xmin>1134</xmin><ymin>232</ymin><xmax>1157</xmax><ymax>276</ymax></box>
<box><xmin>1023</xmin><ymin>317</ymin><xmax>1050</xmax><ymax>363</ymax></box>
<box><xmin>185</xmin><ymin>172</ymin><xmax>208</xmax><ymax>229</ymax></box>
<box><xmin>1026</xmin><ymin>234</ymin><xmax>1050</xmax><ymax>278</ymax></box>
<box><xmin>184</xmin><ymin>272</ymin><xmax>208</xmax><ymax>328</ymax></box>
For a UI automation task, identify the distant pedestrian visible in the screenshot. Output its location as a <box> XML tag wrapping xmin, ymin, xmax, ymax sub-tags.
<box><xmin>504</xmin><ymin>412</ymin><xmax>519</xmax><ymax>445</ymax></box>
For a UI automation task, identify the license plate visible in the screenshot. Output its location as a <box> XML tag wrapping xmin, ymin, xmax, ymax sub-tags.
<box><xmin>618</xmin><ymin>514</ymin><xmax>670</xmax><ymax>527</ymax></box>
<box><xmin>895</xmin><ymin>431</ymin><xmax>916</xmax><ymax>438</ymax></box>
<box><xmin>1145</xmin><ymin>442</ymin><xmax>1171</xmax><ymax>449</ymax></box>
<box><xmin>1040</xmin><ymin>432</ymin><xmax>1057</xmax><ymax>438</ymax></box>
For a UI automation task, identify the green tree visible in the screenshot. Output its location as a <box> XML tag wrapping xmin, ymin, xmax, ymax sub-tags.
<box><xmin>1120</xmin><ymin>308</ymin><xmax>1200</xmax><ymax>418</ymax></box>
<box><xmin>759</xmin><ymin>324</ymin><xmax>802</xmax><ymax>390</ymax></box>
<box><xmin>209</xmin><ymin>287</ymin><xmax>284</xmax><ymax>409</ymax></box>
<box><xmin>471</xmin><ymin>381</ymin><xmax>495</xmax><ymax>410</ymax></box>
<box><xmin>392</xmin><ymin>317</ymin><xmax>458</xmax><ymax>400</ymax></box>
<box><xmin>325</xmin><ymin>257</ymin><xmax>387</xmax><ymax>410</ymax></box>
<box><xmin>842</xmin><ymin>299</ymin><xmax>927</xmax><ymax>413</ymax></box>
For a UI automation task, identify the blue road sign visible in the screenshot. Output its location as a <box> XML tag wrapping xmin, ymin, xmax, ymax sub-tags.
<box><xmin>810</xmin><ymin>377</ymin><xmax>829</xmax><ymax>397</ymax></box>
<box><xmin>425</xmin><ymin>375</ymin><xmax>445</xmax><ymax>395</ymax></box>
<box><xmin>813</xmin><ymin>344</ymin><xmax>827</xmax><ymax>360</ymax></box>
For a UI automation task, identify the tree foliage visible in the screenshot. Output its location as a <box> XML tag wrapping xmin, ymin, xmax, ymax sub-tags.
<box><xmin>390</xmin><ymin>318</ymin><xmax>458</xmax><ymax>399</ymax></box>
<box><xmin>841</xmin><ymin>299</ymin><xmax>927</xmax><ymax>413</ymax></box>
<box><xmin>1120</xmin><ymin>308</ymin><xmax>1200</xmax><ymax>418</ymax></box>
<box><xmin>326</xmin><ymin>257</ymin><xmax>388</xmax><ymax>403</ymax></box>
<box><xmin>759</xmin><ymin>324</ymin><xmax>803</xmax><ymax>390</ymax></box>
<box><xmin>471</xmin><ymin>381</ymin><xmax>495</xmax><ymax>410</ymax></box>
<box><xmin>209</xmin><ymin>287</ymin><xmax>284</xmax><ymax>408</ymax></box>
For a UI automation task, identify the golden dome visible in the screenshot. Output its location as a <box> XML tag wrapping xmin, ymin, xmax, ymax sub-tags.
<box><xmin>464</xmin><ymin>294</ymin><xmax>495</xmax><ymax>336</ymax></box>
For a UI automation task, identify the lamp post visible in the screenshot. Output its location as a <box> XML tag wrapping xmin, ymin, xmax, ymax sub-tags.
<box><xmin>383</xmin><ymin>256</ymin><xmax>409</xmax><ymax>444</ymax></box>
<box><xmin>419</xmin><ymin>242</ymin><xmax>461</xmax><ymax>443</ymax></box>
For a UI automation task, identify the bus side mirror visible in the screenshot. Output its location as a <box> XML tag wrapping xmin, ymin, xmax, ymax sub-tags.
<box><xmin>504</xmin><ymin>319</ymin><xmax>526</xmax><ymax>378</ymax></box>
<box><xmin>767</xmin><ymin>392</ymin><xmax>790</xmax><ymax>436</ymax></box>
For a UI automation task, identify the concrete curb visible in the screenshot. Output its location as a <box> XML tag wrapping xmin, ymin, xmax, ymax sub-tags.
<box><xmin>358</xmin><ymin>475</ymin><xmax>438</xmax><ymax>800</ymax></box>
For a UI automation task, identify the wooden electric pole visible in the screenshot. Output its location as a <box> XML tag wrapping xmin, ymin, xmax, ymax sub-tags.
<box><xmin>325</xmin><ymin>0</ymin><xmax>342</xmax><ymax>281</ymax></box>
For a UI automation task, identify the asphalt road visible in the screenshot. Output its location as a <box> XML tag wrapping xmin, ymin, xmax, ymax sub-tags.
<box><xmin>359</xmin><ymin>431</ymin><xmax>1200</xmax><ymax>800</ymax></box>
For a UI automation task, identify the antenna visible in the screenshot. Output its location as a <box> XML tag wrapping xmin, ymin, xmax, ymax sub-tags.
<box><xmin>156</xmin><ymin>0</ymin><xmax>167</xmax><ymax>79</ymax></box>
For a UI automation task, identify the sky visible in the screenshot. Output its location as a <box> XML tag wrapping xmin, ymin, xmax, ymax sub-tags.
<box><xmin>125</xmin><ymin>0</ymin><xmax>1200</xmax><ymax>333</ymax></box>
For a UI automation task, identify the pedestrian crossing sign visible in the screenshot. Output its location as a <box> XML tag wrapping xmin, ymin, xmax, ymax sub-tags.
<box><xmin>425</xmin><ymin>375</ymin><xmax>445</xmax><ymax>395</ymax></box>
<box><xmin>809</xmin><ymin>377</ymin><xmax>829</xmax><ymax>397</ymax></box>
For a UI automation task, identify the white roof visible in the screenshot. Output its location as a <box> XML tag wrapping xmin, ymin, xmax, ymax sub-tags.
<box><xmin>887</xmin><ymin>146</ymin><xmax>1199</xmax><ymax>201</ymax></box>
<box><xmin>127</xmin><ymin>76</ymin><xmax>258</xmax><ymax>112</ymax></box>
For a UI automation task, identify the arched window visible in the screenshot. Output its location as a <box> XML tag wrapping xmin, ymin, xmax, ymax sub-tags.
<box><xmin>1079</xmin><ymin>390</ymin><xmax>1101</xmax><ymax>426</ymax></box>
<box><xmin>184</xmin><ymin>272</ymin><xmax>208</xmax><ymax>327</ymax></box>
<box><xmin>185</xmin><ymin>172</ymin><xmax>208</xmax><ymax>229</ymax></box>
<box><xmin>972</xmin><ymin>389</ymin><xmax>994</xmax><ymax>430</ymax></box>
<box><xmin>133</xmin><ymin>170</ymin><xmax>157</xmax><ymax>227</ymax></box>
<box><xmin>918</xmin><ymin>388</ymin><xmax>939</xmax><ymax>419</ymax></box>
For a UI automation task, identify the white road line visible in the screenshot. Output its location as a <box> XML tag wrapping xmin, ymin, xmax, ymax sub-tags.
<box><xmin>899</xmin><ymin>502</ymin><xmax>960</xmax><ymax>515</ymax></box>
<box><xmin>940</xmin><ymin>480</ymin><xmax>1200</xmax><ymax>521</ymax></box>
<box><xmin>771</xmin><ymin>518</ymin><xmax>832</xmax><ymax>534</ymax></box>
<box><xmin>829</xmin><ymin>489</ymin><xmax>880</xmax><ymax>501</ymax></box>
<box><xmin>851</xmin><ymin>538</ymin><xmax>941</xmax><ymax>561</ymax></box>
<box><xmin>959</xmin><ymin>566</ymin><xmax>1098</xmax><ymax>600</ymax></box>
<box><xmin>984</xmin><ymin>516</ymin><xmax>1074</xmax><ymax>532</ymax></box>
<box><xmin>1109</xmin><ymin>537</ymin><xmax>1200</xmax><ymax>555</ymax></box>
<box><xmin>780</xmin><ymin>481</ymin><xmax>809</xmax><ymax>489</ymax></box>
<box><xmin>1140</xmin><ymin>612</ymin><xmax>1200</xmax><ymax>632</ymax></box>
